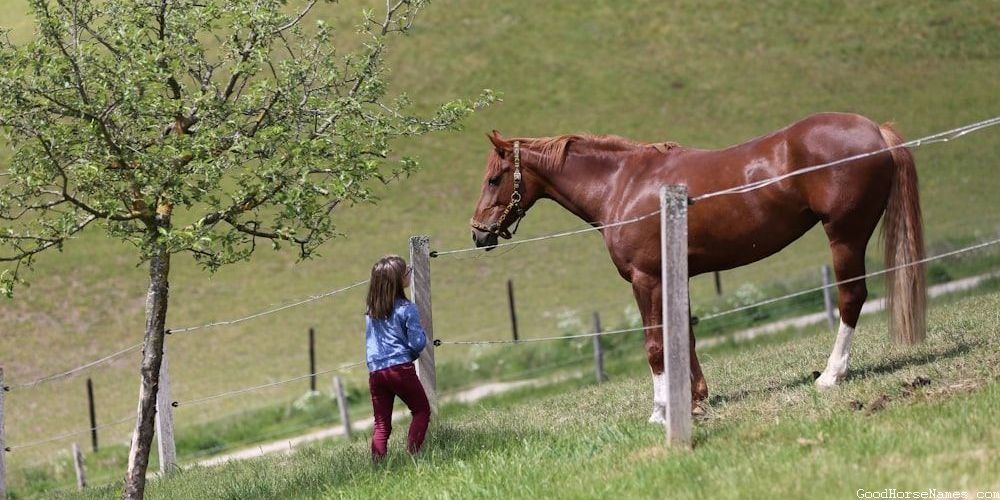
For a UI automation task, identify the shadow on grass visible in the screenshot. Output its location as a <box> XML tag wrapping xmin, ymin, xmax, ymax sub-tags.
<box><xmin>366</xmin><ymin>422</ymin><xmax>544</xmax><ymax>470</ymax></box>
<box><xmin>845</xmin><ymin>338</ymin><xmax>980</xmax><ymax>382</ymax></box>
<box><xmin>706</xmin><ymin>372</ymin><xmax>817</xmax><ymax>406</ymax></box>
<box><xmin>111</xmin><ymin>423</ymin><xmax>550</xmax><ymax>500</ymax></box>
<box><xmin>707</xmin><ymin>335</ymin><xmax>983</xmax><ymax>408</ymax></box>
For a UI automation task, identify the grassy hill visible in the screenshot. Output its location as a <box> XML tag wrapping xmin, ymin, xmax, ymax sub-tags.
<box><xmin>0</xmin><ymin>0</ymin><xmax>998</xmax><ymax>479</ymax></box>
<box><xmin>56</xmin><ymin>289</ymin><xmax>1000</xmax><ymax>499</ymax></box>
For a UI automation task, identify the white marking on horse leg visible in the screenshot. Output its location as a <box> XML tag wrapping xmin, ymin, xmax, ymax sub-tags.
<box><xmin>816</xmin><ymin>321</ymin><xmax>855</xmax><ymax>387</ymax></box>
<box><xmin>648</xmin><ymin>373</ymin><xmax>667</xmax><ymax>423</ymax></box>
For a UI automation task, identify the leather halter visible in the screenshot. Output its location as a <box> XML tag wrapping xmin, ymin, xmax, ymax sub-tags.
<box><xmin>470</xmin><ymin>141</ymin><xmax>525</xmax><ymax>239</ymax></box>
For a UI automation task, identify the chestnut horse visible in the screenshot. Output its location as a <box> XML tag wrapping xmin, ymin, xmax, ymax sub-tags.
<box><xmin>469</xmin><ymin>112</ymin><xmax>926</xmax><ymax>421</ymax></box>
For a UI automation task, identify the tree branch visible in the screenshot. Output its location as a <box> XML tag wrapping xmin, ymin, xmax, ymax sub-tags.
<box><xmin>0</xmin><ymin>214</ymin><xmax>98</xmax><ymax>262</ymax></box>
<box><xmin>35</xmin><ymin>134</ymin><xmax>143</xmax><ymax>222</ymax></box>
<box><xmin>273</xmin><ymin>0</ymin><xmax>319</xmax><ymax>35</ymax></box>
<box><xmin>222</xmin><ymin>218</ymin><xmax>309</xmax><ymax>246</ymax></box>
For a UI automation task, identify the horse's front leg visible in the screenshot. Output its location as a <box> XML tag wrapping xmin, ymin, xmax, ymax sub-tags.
<box><xmin>635</xmin><ymin>272</ymin><xmax>709</xmax><ymax>423</ymax></box>
<box><xmin>631</xmin><ymin>273</ymin><xmax>669</xmax><ymax>423</ymax></box>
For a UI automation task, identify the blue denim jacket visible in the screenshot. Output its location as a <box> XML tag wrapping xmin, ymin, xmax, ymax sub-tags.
<box><xmin>365</xmin><ymin>298</ymin><xmax>427</xmax><ymax>372</ymax></box>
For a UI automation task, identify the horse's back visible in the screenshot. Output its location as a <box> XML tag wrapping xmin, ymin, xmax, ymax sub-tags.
<box><xmin>652</xmin><ymin>113</ymin><xmax>893</xmax><ymax>275</ymax></box>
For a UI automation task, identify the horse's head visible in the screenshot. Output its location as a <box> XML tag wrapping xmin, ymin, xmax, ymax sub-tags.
<box><xmin>470</xmin><ymin>131</ymin><xmax>542</xmax><ymax>249</ymax></box>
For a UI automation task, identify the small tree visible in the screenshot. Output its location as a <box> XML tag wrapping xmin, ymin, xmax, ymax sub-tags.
<box><xmin>0</xmin><ymin>0</ymin><xmax>492</xmax><ymax>497</ymax></box>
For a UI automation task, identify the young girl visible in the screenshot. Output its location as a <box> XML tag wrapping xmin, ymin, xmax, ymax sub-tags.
<box><xmin>364</xmin><ymin>255</ymin><xmax>430</xmax><ymax>461</ymax></box>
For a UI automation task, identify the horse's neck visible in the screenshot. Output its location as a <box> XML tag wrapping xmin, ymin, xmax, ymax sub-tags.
<box><xmin>534</xmin><ymin>150</ymin><xmax>619</xmax><ymax>225</ymax></box>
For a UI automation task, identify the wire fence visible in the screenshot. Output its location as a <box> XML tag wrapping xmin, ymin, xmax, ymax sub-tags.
<box><xmin>432</xmin><ymin>236</ymin><xmax>999</xmax><ymax>345</ymax></box>
<box><xmin>8</xmin><ymin>232</ymin><xmax>993</xmax><ymax>455</ymax></box>
<box><xmin>3</xmin><ymin>115</ymin><xmax>999</xmax><ymax>490</ymax></box>
<box><xmin>7</xmin><ymin>112</ymin><xmax>998</xmax><ymax>392</ymax></box>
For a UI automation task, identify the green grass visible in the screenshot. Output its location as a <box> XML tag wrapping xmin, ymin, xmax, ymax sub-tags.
<box><xmin>30</xmin><ymin>289</ymin><xmax>996</xmax><ymax>499</ymax></box>
<box><xmin>0</xmin><ymin>0</ymin><xmax>998</xmax><ymax>483</ymax></box>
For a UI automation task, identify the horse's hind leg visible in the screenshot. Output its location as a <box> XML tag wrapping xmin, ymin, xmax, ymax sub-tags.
<box><xmin>816</xmin><ymin>232</ymin><xmax>872</xmax><ymax>387</ymax></box>
<box><xmin>690</xmin><ymin>324</ymin><xmax>709</xmax><ymax>413</ymax></box>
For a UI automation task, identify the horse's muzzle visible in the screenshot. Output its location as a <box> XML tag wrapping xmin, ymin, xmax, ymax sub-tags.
<box><xmin>471</xmin><ymin>228</ymin><xmax>499</xmax><ymax>250</ymax></box>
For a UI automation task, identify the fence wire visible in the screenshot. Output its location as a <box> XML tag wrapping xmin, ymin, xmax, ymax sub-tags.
<box><xmin>3</xmin><ymin>278</ymin><xmax>368</xmax><ymax>392</ymax></box>
<box><xmin>168</xmin><ymin>279</ymin><xmax>369</xmax><ymax>335</ymax></box>
<box><xmin>171</xmin><ymin>361</ymin><xmax>366</xmax><ymax>408</ymax></box>
<box><xmin>700</xmin><ymin>237</ymin><xmax>1000</xmax><ymax>322</ymax></box>
<box><xmin>434</xmin><ymin>236</ymin><xmax>999</xmax><ymax>345</ymax></box>
<box><xmin>5</xmin><ymin>343</ymin><xmax>143</xmax><ymax>392</ymax></box>
<box><xmin>6</xmin><ymin>414</ymin><xmax>134</xmax><ymax>452</ymax></box>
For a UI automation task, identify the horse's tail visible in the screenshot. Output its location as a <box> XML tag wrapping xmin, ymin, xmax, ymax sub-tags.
<box><xmin>879</xmin><ymin>122</ymin><xmax>926</xmax><ymax>345</ymax></box>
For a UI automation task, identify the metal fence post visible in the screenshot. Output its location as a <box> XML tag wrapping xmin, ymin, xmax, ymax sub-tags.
<box><xmin>592</xmin><ymin>312</ymin><xmax>606</xmax><ymax>384</ymax></box>
<box><xmin>821</xmin><ymin>265</ymin><xmax>837</xmax><ymax>330</ymax></box>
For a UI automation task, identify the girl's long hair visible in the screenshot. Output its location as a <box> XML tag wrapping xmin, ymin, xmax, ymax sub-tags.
<box><xmin>366</xmin><ymin>255</ymin><xmax>409</xmax><ymax>320</ymax></box>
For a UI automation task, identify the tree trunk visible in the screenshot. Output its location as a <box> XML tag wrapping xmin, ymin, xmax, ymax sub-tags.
<box><xmin>122</xmin><ymin>231</ymin><xmax>171</xmax><ymax>499</ymax></box>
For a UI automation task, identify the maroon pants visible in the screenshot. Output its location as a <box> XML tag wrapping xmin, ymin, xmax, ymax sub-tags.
<box><xmin>368</xmin><ymin>362</ymin><xmax>431</xmax><ymax>459</ymax></box>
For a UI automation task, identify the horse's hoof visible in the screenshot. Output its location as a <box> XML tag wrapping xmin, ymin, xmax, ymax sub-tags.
<box><xmin>648</xmin><ymin>410</ymin><xmax>666</xmax><ymax>424</ymax></box>
<box><xmin>815</xmin><ymin>372</ymin><xmax>842</xmax><ymax>388</ymax></box>
<box><xmin>691</xmin><ymin>404</ymin><xmax>706</xmax><ymax>417</ymax></box>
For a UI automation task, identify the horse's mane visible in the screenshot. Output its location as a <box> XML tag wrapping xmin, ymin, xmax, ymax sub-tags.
<box><xmin>487</xmin><ymin>133</ymin><xmax>678</xmax><ymax>177</ymax></box>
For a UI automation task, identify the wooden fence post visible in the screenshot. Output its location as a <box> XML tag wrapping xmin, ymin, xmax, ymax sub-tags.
<box><xmin>72</xmin><ymin>442</ymin><xmax>86</xmax><ymax>490</ymax></box>
<box><xmin>308</xmin><ymin>327</ymin><xmax>317</xmax><ymax>392</ymax></box>
<box><xmin>660</xmin><ymin>185</ymin><xmax>692</xmax><ymax>447</ymax></box>
<box><xmin>821</xmin><ymin>265</ymin><xmax>836</xmax><ymax>330</ymax></box>
<box><xmin>333</xmin><ymin>376</ymin><xmax>352</xmax><ymax>439</ymax></box>
<box><xmin>507</xmin><ymin>279</ymin><xmax>519</xmax><ymax>343</ymax></box>
<box><xmin>155</xmin><ymin>350</ymin><xmax>177</xmax><ymax>475</ymax></box>
<box><xmin>86</xmin><ymin>378</ymin><xmax>98</xmax><ymax>453</ymax></box>
<box><xmin>1</xmin><ymin>367</ymin><xmax>7</xmax><ymax>500</ymax></box>
<box><xmin>592</xmin><ymin>312</ymin><xmax>606</xmax><ymax>384</ymax></box>
<box><xmin>409</xmin><ymin>236</ymin><xmax>437</xmax><ymax>412</ymax></box>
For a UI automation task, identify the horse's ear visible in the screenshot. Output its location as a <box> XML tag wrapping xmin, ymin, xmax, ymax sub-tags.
<box><xmin>487</xmin><ymin>130</ymin><xmax>511</xmax><ymax>158</ymax></box>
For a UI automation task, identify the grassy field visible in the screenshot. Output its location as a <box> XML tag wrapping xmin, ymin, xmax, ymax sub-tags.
<box><xmin>0</xmin><ymin>0</ymin><xmax>998</xmax><ymax>483</ymax></box>
<box><xmin>28</xmin><ymin>288</ymin><xmax>995</xmax><ymax>499</ymax></box>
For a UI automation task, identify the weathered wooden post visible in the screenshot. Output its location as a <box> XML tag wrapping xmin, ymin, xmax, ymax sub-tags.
<box><xmin>86</xmin><ymin>378</ymin><xmax>98</xmax><ymax>452</ymax></box>
<box><xmin>660</xmin><ymin>185</ymin><xmax>692</xmax><ymax>447</ymax></box>
<box><xmin>308</xmin><ymin>327</ymin><xmax>317</xmax><ymax>392</ymax></box>
<box><xmin>0</xmin><ymin>367</ymin><xmax>7</xmax><ymax>500</ymax></box>
<box><xmin>821</xmin><ymin>265</ymin><xmax>836</xmax><ymax>330</ymax></box>
<box><xmin>409</xmin><ymin>236</ymin><xmax>437</xmax><ymax>412</ymax></box>
<box><xmin>333</xmin><ymin>376</ymin><xmax>352</xmax><ymax>439</ymax></box>
<box><xmin>72</xmin><ymin>442</ymin><xmax>87</xmax><ymax>490</ymax></box>
<box><xmin>592</xmin><ymin>312</ymin><xmax>606</xmax><ymax>384</ymax></box>
<box><xmin>154</xmin><ymin>350</ymin><xmax>177</xmax><ymax>475</ymax></box>
<box><xmin>507</xmin><ymin>279</ymin><xmax>519</xmax><ymax>343</ymax></box>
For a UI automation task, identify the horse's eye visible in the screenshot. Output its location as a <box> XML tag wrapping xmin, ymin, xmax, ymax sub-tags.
<box><xmin>488</xmin><ymin>174</ymin><xmax>501</xmax><ymax>187</ymax></box>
